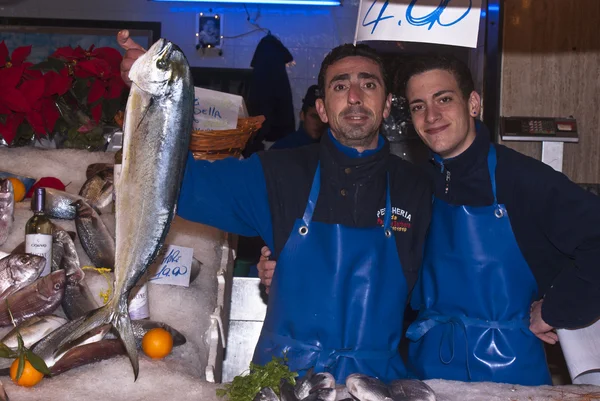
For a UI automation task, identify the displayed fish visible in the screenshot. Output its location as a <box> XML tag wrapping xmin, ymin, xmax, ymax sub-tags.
<box><xmin>36</xmin><ymin>188</ymin><xmax>86</xmax><ymax>220</ymax></box>
<box><xmin>59</xmin><ymin>38</ymin><xmax>194</xmax><ymax>380</ymax></box>
<box><xmin>301</xmin><ymin>389</ymin><xmax>336</xmax><ymax>401</ymax></box>
<box><xmin>0</xmin><ymin>179</ymin><xmax>14</xmax><ymax>246</ymax></box>
<box><xmin>12</xmin><ymin>226</ymin><xmax>76</xmax><ymax>272</ymax></box>
<box><xmin>253</xmin><ymin>387</ymin><xmax>279</xmax><ymax>401</ymax></box>
<box><xmin>79</xmin><ymin>170</ymin><xmax>114</xmax><ymax>213</ymax></box>
<box><xmin>295</xmin><ymin>369</ymin><xmax>336</xmax><ymax>400</ymax></box>
<box><xmin>73</xmin><ymin>199</ymin><xmax>115</xmax><ymax>269</ymax></box>
<box><xmin>50</xmin><ymin>339</ymin><xmax>126</xmax><ymax>376</ymax></box>
<box><xmin>346</xmin><ymin>374</ymin><xmax>392</xmax><ymax>401</ymax></box>
<box><xmin>388</xmin><ymin>380</ymin><xmax>436</xmax><ymax>401</ymax></box>
<box><xmin>0</xmin><ymin>253</ymin><xmax>46</xmax><ymax>300</ymax></box>
<box><xmin>280</xmin><ymin>378</ymin><xmax>299</xmax><ymax>401</ymax></box>
<box><xmin>86</xmin><ymin>163</ymin><xmax>113</xmax><ymax>180</ymax></box>
<box><xmin>0</xmin><ymin>315</ymin><xmax>68</xmax><ymax>349</ymax></box>
<box><xmin>0</xmin><ymin>252</ymin><xmax>8</xmax><ymax>260</ymax></box>
<box><xmin>51</xmin><ymin>228</ymin><xmax>79</xmax><ymax>273</ymax></box>
<box><xmin>0</xmin><ymin>270</ymin><xmax>65</xmax><ymax>327</ymax></box>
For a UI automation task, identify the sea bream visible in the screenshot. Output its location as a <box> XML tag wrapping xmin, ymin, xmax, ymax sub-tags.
<box><xmin>59</xmin><ymin>38</ymin><xmax>194</xmax><ymax>380</ymax></box>
<box><xmin>0</xmin><ymin>179</ymin><xmax>14</xmax><ymax>246</ymax></box>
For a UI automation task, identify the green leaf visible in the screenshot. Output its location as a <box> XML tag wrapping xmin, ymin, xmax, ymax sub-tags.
<box><xmin>0</xmin><ymin>342</ymin><xmax>17</xmax><ymax>359</ymax></box>
<box><xmin>25</xmin><ymin>349</ymin><xmax>51</xmax><ymax>376</ymax></box>
<box><xmin>16</xmin><ymin>332</ymin><xmax>24</xmax><ymax>351</ymax></box>
<box><xmin>30</xmin><ymin>58</ymin><xmax>66</xmax><ymax>73</ymax></box>
<box><xmin>16</xmin><ymin>353</ymin><xmax>25</xmax><ymax>381</ymax></box>
<box><xmin>72</xmin><ymin>78</ymin><xmax>90</xmax><ymax>103</ymax></box>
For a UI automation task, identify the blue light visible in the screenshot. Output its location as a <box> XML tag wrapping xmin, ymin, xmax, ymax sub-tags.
<box><xmin>480</xmin><ymin>10</ymin><xmax>486</xmax><ymax>17</ymax></box>
<box><xmin>153</xmin><ymin>0</ymin><xmax>340</xmax><ymax>5</ymax></box>
<box><xmin>488</xmin><ymin>3</ymin><xmax>500</xmax><ymax>12</ymax></box>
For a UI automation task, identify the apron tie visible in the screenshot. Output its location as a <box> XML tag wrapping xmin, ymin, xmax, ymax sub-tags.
<box><xmin>406</xmin><ymin>311</ymin><xmax>532</xmax><ymax>381</ymax></box>
<box><xmin>263</xmin><ymin>332</ymin><xmax>397</xmax><ymax>374</ymax></box>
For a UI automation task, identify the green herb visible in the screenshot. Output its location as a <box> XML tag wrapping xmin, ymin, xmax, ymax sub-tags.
<box><xmin>216</xmin><ymin>356</ymin><xmax>298</xmax><ymax>401</ymax></box>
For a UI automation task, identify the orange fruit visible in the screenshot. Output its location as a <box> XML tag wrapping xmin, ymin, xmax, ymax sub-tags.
<box><xmin>9</xmin><ymin>358</ymin><xmax>44</xmax><ymax>387</ymax></box>
<box><xmin>142</xmin><ymin>328</ymin><xmax>173</xmax><ymax>359</ymax></box>
<box><xmin>6</xmin><ymin>177</ymin><xmax>26</xmax><ymax>202</ymax></box>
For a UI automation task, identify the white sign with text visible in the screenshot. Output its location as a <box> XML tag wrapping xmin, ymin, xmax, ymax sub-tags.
<box><xmin>193</xmin><ymin>87</ymin><xmax>244</xmax><ymax>131</ymax></box>
<box><xmin>355</xmin><ymin>0</ymin><xmax>482</xmax><ymax>48</ymax></box>
<box><xmin>148</xmin><ymin>244</ymin><xmax>193</xmax><ymax>287</ymax></box>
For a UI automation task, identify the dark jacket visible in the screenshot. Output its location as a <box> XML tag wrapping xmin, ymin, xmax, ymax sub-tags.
<box><xmin>178</xmin><ymin>131</ymin><xmax>433</xmax><ymax>294</ymax></box>
<box><xmin>269</xmin><ymin>125</ymin><xmax>318</xmax><ymax>150</ymax></box>
<box><xmin>425</xmin><ymin>121</ymin><xmax>600</xmax><ymax>329</ymax></box>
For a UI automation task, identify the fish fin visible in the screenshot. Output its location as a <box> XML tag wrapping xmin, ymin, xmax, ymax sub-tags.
<box><xmin>114</xmin><ymin>301</ymin><xmax>139</xmax><ymax>380</ymax></box>
<box><xmin>57</xmin><ymin>301</ymin><xmax>113</xmax><ymax>350</ymax></box>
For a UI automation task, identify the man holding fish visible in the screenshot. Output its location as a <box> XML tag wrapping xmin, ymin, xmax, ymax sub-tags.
<box><xmin>117</xmin><ymin>30</ymin><xmax>433</xmax><ymax>384</ymax></box>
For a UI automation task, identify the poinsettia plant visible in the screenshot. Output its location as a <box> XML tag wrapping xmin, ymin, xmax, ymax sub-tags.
<box><xmin>0</xmin><ymin>41</ymin><xmax>127</xmax><ymax>149</ymax></box>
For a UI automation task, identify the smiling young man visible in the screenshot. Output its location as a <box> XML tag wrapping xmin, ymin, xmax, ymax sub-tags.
<box><xmin>402</xmin><ymin>54</ymin><xmax>600</xmax><ymax>386</ymax></box>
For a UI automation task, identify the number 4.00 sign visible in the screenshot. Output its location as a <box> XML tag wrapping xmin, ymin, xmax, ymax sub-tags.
<box><xmin>355</xmin><ymin>0</ymin><xmax>482</xmax><ymax>49</ymax></box>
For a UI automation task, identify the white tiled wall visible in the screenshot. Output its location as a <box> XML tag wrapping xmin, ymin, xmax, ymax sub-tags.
<box><xmin>0</xmin><ymin>0</ymin><xmax>361</xmax><ymax>126</ymax></box>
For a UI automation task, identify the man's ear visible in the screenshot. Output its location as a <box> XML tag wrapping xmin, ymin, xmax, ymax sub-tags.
<box><xmin>315</xmin><ymin>98</ymin><xmax>329</xmax><ymax>124</ymax></box>
<box><xmin>468</xmin><ymin>91</ymin><xmax>481</xmax><ymax>117</ymax></box>
<box><xmin>382</xmin><ymin>93</ymin><xmax>393</xmax><ymax>119</ymax></box>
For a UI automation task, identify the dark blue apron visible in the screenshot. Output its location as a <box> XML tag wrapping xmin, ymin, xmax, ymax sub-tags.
<box><xmin>406</xmin><ymin>145</ymin><xmax>551</xmax><ymax>385</ymax></box>
<box><xmin>253</xmin><ymin>163</ymin><xmax>409</xmax><ymax>383</ymax></box>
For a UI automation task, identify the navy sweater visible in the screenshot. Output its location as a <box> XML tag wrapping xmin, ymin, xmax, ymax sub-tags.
<box><xmin>425</xmin><ymin>122</ymin><xmax>600</xmax><ymax>329</ymax></box>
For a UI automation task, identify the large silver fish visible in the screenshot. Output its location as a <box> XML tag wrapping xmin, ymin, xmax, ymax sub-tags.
<box><xmin>0</xmin><ymin>270</ymin><xmax>65</xmax><ymax>326</ymax></box>
<box><xmin>73</xmin><ymin>199</ymin><xmax>115</xmax><ymax>269</ymax></box>
<box><xmin>59</xmin><ymin>38</ymin><xmax>194</xmax><ymax>380</ymax></box>
<box><xmin>0</xmin><ymin>179</ymin><xmax>14</xmax><ymax>246</ymax></box>
<box><xmin>0</xmin><ymin>253</ymin><xmax>46</xmax><ymax>300</ymax></box>
<box><xmin>1</xmin><ymin>315</ymin><xmax>68</xmax><ymax>349</ymax></box>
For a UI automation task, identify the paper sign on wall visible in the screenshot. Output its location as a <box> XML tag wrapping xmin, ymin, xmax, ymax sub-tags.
<box><xmin>148</xmin><ymin>244</ymin><xmax>193</xmax><ymax>287</ymax></box>
<box><xmin>355</xmin><ymin>0</ymin><xmax>482</xmax><ymax>49</ymax></box>
<box><xmin>193</xmin><ymin>87</ymin><xmax>245</xmax><ymax>131</ymax></box>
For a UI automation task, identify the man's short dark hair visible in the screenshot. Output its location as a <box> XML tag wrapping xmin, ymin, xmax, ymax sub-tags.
<box><xmin>317</xmin><ymin>43</ymin><xmax>389</xmax><ymax>98</ymax></box>
<box><xmin>398</xmin><ymin>54</ymin><xmax>474</xmax><ymax>100</ymax></box>
<box><xmin>301</xmin><ymin>85</ymin><xmax>320</xmax><ymax>113</ymax></box>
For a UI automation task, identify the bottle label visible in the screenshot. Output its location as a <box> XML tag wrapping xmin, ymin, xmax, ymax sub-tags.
<box><xmin>128</xmin><ymin>275</ymin><xmax>149</xmax><ymax>319</ymax></box>
<box><xmin>25</xmin><ymin>234</ymin><xmax>52</xmax><ymax>277</ymax></box>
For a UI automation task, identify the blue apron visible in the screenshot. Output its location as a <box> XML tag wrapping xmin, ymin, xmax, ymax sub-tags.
<box><xmin>253</xmin><ymin>163</ymin><xmax>409</xmax><ymax>383</ymax></box>
<box><xmin>406</xmin><ymin>146</ymin><xmax>551</xmax><ymax>385</ymax></box>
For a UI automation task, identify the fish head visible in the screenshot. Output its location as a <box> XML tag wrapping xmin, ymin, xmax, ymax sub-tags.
<box><xmin>129</xmin><ymin>38</ymin><xmax>190</xmax><ymax>97</ymax></box>
<box><xmin>345</xmin><ymin>373</ymin><xmax>391</xmax><ymax>401</ymax></box>
<box><xmin>38</xmin><ymin>270</ymin><xmax>67</xmax><ymax>298</ymax></box>
<box><xmin>252</xmin><ymin>387</ymin><xmax>279</xmax><ymax>401</ymax></box>
<box><xmin>8</xmin><ymin>253</ymin><xmax>46</xmax><ymax>274</ymax></box>
<box><xmin>0</xmin><ymin>179</ymin><xmax>14</xmax><ymax>211</ymax></box>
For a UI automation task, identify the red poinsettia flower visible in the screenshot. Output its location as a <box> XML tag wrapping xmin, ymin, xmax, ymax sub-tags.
<box><xmin>0</xmin><ymin>64</ymin><xmax>29</xmax><ymax>114</ymax></box>
<box><xmin>51</xmin><ymin>45</ymin><xmax>87</xmax><ymax>63</ymax></box>
<box><xmin>0</xmin><ymin>113</ymin><xmax>25</xmax><ymax>145</ymax></box>
<box><xmin>0</xmin><ymin>41</ymin><xmax>32</xmax><ymax>69</ymax></box>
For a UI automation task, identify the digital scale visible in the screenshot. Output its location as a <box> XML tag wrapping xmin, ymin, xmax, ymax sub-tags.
<box><xmin>500</xmin><ymin>116</ymin><xmax>579</xmax><ymax>173</ymax></box>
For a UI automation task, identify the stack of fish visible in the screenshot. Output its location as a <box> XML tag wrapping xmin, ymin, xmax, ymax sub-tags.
<box><xmin>253</xmin><ymin>370</ymin><xmax>437</xmax><ymax>401</ymax></box>
<box><xmin>0</xmin><ymin>37</ymin><xmax>196</xmax><ymax>381</ymax></box>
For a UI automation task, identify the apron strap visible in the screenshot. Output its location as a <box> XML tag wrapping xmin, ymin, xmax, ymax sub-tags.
<box><xmin>265</xmin><ymin>332</ymin><xmax>397</xmax><ymax>373</ymax></box>
<box><xmin>406</xmin><ymin>311</ymin><xmax>533</xmax><ymax>381</ymax></box>
<box><xmin>487</xmin><ymin>145</ymin><xmax>498</xmax><ymax>204</ymax></box>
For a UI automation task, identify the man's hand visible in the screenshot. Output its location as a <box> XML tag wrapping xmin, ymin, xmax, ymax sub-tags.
<box><xmin>529</xmin><ymin>299</ymin><xmax>558</xmax><ymax>344</ymax></box>
<box><xmin>117</xmin><ymin>30</ymin><xmax>146</xmax><ymax>87</ymax></box>
<box><xmin>257</xmin><ymin>246</ymin><xmax>276</xmax><ymax>294</ymax></box>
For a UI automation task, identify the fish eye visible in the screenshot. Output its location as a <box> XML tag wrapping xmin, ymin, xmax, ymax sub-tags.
<box><xmin>156</xmin><ymin>59</ymin><xmax>168</xmax><ymax>70</ymax></box>
<box><xmin>54</xmin><ymin>283</ymin><xmax>61</xmax><ymax>290</ymax></box>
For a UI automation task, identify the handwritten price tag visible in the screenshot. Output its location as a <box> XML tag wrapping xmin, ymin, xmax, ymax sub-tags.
<box><xmin>355</xmin><ymin>0</ymin><xmax>482</xmax><ymax>48</ymax></box>
<box><xmin>148</xmin><ymin>245</ymin><xmax>193</xmax><ymax>287</ymax></box>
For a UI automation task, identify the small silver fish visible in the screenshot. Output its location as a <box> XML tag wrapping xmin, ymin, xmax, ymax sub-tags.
<box><xmin>1</xmin><ymin>315</ymin><xmax>68</xmax><ymax>349</ymax></box>
<box><xmin>0</xmin><ymin>179</ymin><xmax>14</xmax><ymax>246</ymax></box>
<box><xmin>253</xmin><ymin>387</ymin><xmax>279</xmax><ymax>401</ymax></box>
<box><xmin>37</xmin><ymin>188</ymin><xmax>87</xmax><ymax>220</ymax></box>
<box><xmin>280</xmin><ymin>378</ymin><xmax>299</xmax><ymax>401</ymax></box>
<box><xmin>73</xmin><ymin>199</ymin><xmax>115</xmax><ymax>269</ymax></box>
<box><xmin>59</xmin><ymin>38</ymin><xmax>194</xmax><ymax>380</ymax></box>
<box><xmin>79</xmin><ymin>170</ymin><xmax>114</xmax><ymax>213</ymax></box>
<box><xmin>295</xmin><ymin>369</ymin><xmax>336</xmax><ymax>400</ymax></box>
<box><xmin>346</xmin><ymin>373</ymin><xmax>392</xmax><ymax>401</ymax></box>
<box><xmin>388</xmin><ymin>380</ymin><xmax>436</xmax><ymax>401</ymax></box>
<box><xmin>302</xmin><ymin>388</ymin><xmax>337</xmax><ymax>401</ymax></box>
<box><xmin>86</xmin><ymin>163</ymin><xmax>113</xmax><ymax>180</ymax></box>
<box><xmin>0</xmin><ymin>253</ymin><xmax>46</xmax><ymax>300</ymax></box>
<box><xmin>0</xmin><ymin>270</ymin><xmax>66</xmax><ymax>327</ymax></box>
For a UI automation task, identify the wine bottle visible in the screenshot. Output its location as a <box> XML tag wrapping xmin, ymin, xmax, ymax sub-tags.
<box><xmin>25</xmin><ymin>188</ymin><xmax>53</xmax><ymax>276</ymax></box>
<box><xmin>128</xmin><ymin>273</ymin><xmax>150</xmax><ymax>320</ymax></box>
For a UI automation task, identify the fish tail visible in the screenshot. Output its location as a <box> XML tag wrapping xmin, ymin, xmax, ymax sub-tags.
<box><xmin>57</xmin><ymin>299</ymin><xmax>115</xmax><ymax>351</ymax></box>
<box><xmin>114</xmin><ymin>297</ymin><xmax>139</xmax><ymax>380</ymax></box>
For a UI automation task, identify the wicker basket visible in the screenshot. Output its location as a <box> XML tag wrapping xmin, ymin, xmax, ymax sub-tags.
<box><xmin>189</xmin><ymin>115</ymin><xmax>265</xmax><ymax>161</ymax></box>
